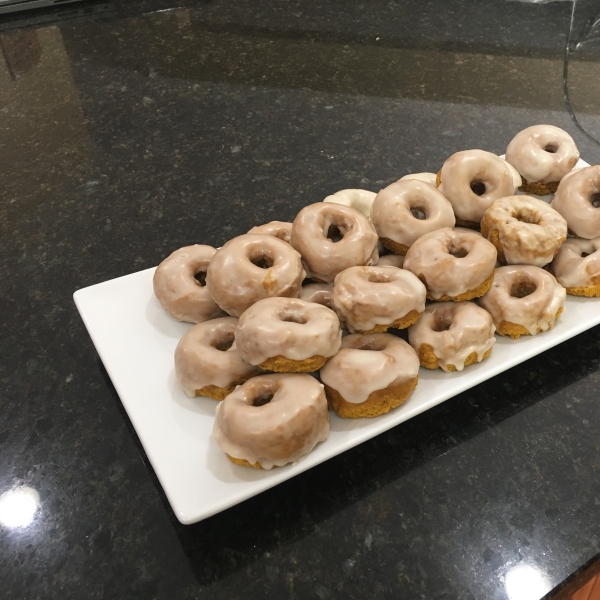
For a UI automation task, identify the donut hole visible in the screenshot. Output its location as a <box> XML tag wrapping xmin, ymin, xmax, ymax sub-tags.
<box><xmin>280</xmin><ymin>310</ymin><xmax>308</xmax><ymax>325</ymax></box>
<box><xmin>410</xmin><ymin>207</ymin><xmax>427</xmax><ymax>220</ymax></box>
<box><xmin>432</xmin><ymin>315</ymin><xmax>453</xmax><ymax>332</ymax></box>
<box><xmin>194</xmin><ymin>270</ymin><xmax>207</xmax><ymax>286</ymax></box>
<box><xmin>366</xmin><ymin>272</ymin><xmax>393</xmax><ymax>283</ymax></box>
<box><xmin>582</xmin><ymin>252</ymin><xmax>591</xmax><ymax>258</ymax></box>
<box><xmin>470</xmin><ymin>181</ymin><xmax>486</xmax><ymax>196</ymax></box>
<box><xmin>448</xmin><ymin>245</ymin><xmax>469</xmax><ymax>259</ymax></box>
<box><xmin>510</xmin><ymin>280</ymin><xmax>537</xmax><ymax>298</ymax></box>
<box><xmin>213</xmin><ymin>333</ymin><xmax>235</xmax><ymax>352</ymax></box>
<box><xmin>326</xmin><ymin>224</ymin><xmax>346</xmax><ymax>243</ymax></box>
<box><xmin>544</xmin><ymin>143</ymin><xmax>558</xmax><ymax>154</ymax></box>
<box><xmin>512</xmin><ymin>209</ymin><xmax>541</xmax><ymax>225</ymax></box>
<box><xmin>590</xmin><ymin>193</ymin><xmax>600</xmax><ymax>208</ymax></box>
<box><xmin>252</xmin><ymin>392</ymin><xmax>274</xmax><ymax>407</ymax></box>
<box><xmin>249</xmin><ymin>253</ymin><xmax>274</xmax><ymax>269</ymax></box>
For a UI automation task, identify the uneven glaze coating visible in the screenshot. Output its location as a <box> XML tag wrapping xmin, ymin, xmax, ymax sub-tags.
<box><xmin>235</xmin><ymin>297</ymin><xmax>342</xmax><ymax>365</ymax></box>
<box><xmin>403</xmin><ymin>227</ymin><xmax>497</xmax><ymax>299</ymax></box>
<box><xmin>371</xmin><ymin>179</ymin><xmax>455</xmax><ymax>249</ymax></box>
<box><xmin>153</xmin><ymin>245</ymin><xmax>225</xmax><ymax>323</ymax></box>
<box><xmin>206</xmin><ymin>234</ymin><xmax>305</xmax><ymax>317</ymax></box>
<box><xmin>438</xmin><ymin>150</ymin><xmax>516</xmax><ymax>224</ymax></box>
<box><xmin>551</xmin><ymin>166</ymin><xmax>600</xmax><ymax>239</ymax></box>
<box><xmin>377</xmin><ymin>254</ymin><xmax>405</xmax><ymax>268</ymax></box>
<box><xmin>247</xmin><ymin>221</ymin><xmax>293</xmax><ymax>243</ymax></box>
<box><xmin>505</xmin><ymin>124</ymin><xmax>579</xmax><ymax>183</ymax></box>
<box><xmin>481</xmin><ymin>195</ymin><xmax>567</xmax><ymax>266</ymax></box>
<box><xmin>174</xmin><ymin>317</ymin><xmax>261</xmax><ymax>397</ymax></box>
<box><xmin>323</xmin><ymin>189</ymin><xmax>377</xmax><ymax>218</ymax></box>
<box><xmin>408</xmin><ymin>302</ymin><xmax>495</xmax><ymax>372</ymax></box>
<box><xmin>399</xmin><ymin>172</ymin><xmax>437</xmax><ymax>187</ymax></box>
<box><xmin>213</xmin><ymin>374</ymin><xmax>329</xmax><ymax>469</ymax></box>
<box><xmin>319</xmin><ymin>334</ymin><xmax>419</xmax><ymax>404</ymax></box>
<box><xmin>290</xmin><ymin>203</ymin><xmax>379</xmax><ymax>283</ymax></box>
<box><xmin>299</xmin><ymin>283</ymin><xmax>334</xmax><ymax>309</ymax></box>
<box><xmin>479</xmin><ymin>266</ymin><xmax>566</xmax><ymax>335</ymax></box>
<box><xmin>332</xmin><ymin>266</ymin><xmax>426</xmax><ymax>333</ymax></box>
<box><xmin>500</xmin><ymin>157</ymin><xmax>523</xmax><ymax>189</ymax></box>
<box><xmin>551</xmin><ymin>237</ymin><xmax>600</xmax><ymax>289</ymax></box>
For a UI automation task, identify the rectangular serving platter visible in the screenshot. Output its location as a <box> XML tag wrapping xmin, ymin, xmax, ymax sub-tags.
<box><xmin>75</xmin><ymin>266</ymin><xmax>600</xmax><ymax>525</ymax></box>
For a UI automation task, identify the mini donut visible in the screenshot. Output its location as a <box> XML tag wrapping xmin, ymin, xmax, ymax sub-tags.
<box><xmin>213</xmin><ymin>373</ymin><xmax>329</xmax><ymax>469</ymax></box>
<box><xmin>153</xmin><ymin>245</ymin><xmax>225</xmax><ymax>323</ymax></box>
<box><xmin>298</xmin><ymin>282</ymin><xmax>334</xmax><ymax>309</ymax></box>
<box><xmin>247</xmin><ymin>221</ymin><xmax>292</xmax><ymax>243</ymax></box>
<box><xmin>550</xmin><ymin>237</ymin><xmax>600</xmax><ymax>297</ymax></box>
<box><xmin>398</xmin><ymin>172</ymin><xmax>437</xmax><ymax>187</ymax></box>
<box><xmin>206</xmin><ymin>234</ymin><xmax>305</xmax><ymax>317</ymax></box>
<box><xmin>377</xmin><ymin>254</ymin><xmax>405</xmax><ymax>268</ymax></box>
<box><xmin>551</xmin><ymin>166</ymin><xmax>600</xmax><ymax>239</ymax></box>
<box><xmin>174</xmin><ymin>317</ymin><xmax>261</xmax><ymax>400</ymax></box>
<box><xmin>481</xmin><ymin>195</ymin><xmax>567</xmax><ymax>266</ymax></box>
<box><xmin>407</xmin><ymin>302</ymin><xmax>495</xmax><ymax>372</ymax></box>
<box><xmin>319</xmin><ymin>334</ymin><xmax>419</xmax><ymax>419</ymax></box>
<box><xmin>437</xmin><ymin>150</ymin><xmax>516</xmax><ymax>228</ymax></box>
<box><xmin>323</xmin><ymin>189</ymin><xmax>377</xmax><ymax>218</ymax></box>
<box><xmin>505</xmin><ymin>124</ymin><xmax>579</xmax><ymax>195</ymax></box>
<box><xmin>235</xmin><ymin>297</ymin><xmax>342</xmax><ymax>372</ymax></box>
<box><xmin>478</xmin><ymin>265</ymin><xmax>566</xmax><ymax>339</ymax></box>
<box><xmin>331</xmin><ymin>266</ymin><xmax>426</xmax><ymax>333</ymax></box>
<box><xmin>403</xmin><ymin>227</ymin><xmax>497</xmax><ymax>301</ymax></box>
<box><xmin>290</xmin><ymin>203</ymin><xmax>379</xmax><ymax>283</ymax></box>
<box><xmin>371</xmin><ymin>179</ymin><xmax>455</xmax><ymax>254</ymax></box>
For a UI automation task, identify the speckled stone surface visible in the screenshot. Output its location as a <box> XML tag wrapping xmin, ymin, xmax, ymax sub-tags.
<box><xmin>2</xmin><ymin>1</ymin><xmax>600</xmax><ymax>598</ymax></box>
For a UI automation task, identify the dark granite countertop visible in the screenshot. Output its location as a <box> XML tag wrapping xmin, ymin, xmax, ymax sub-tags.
<box><xmin>2</xmin><ymin>1</ymin><xmax>600</xmax><ymax>598</ymax></box>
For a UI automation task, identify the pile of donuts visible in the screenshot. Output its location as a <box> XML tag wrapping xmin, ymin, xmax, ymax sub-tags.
<box><xmin>153</xmin><ymin>124</ymin><xmax>600</xmax><ymax>471</ymax></box>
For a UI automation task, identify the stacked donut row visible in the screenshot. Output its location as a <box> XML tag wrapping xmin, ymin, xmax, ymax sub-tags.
<box><xmin>152</xmin><ymin>123</ymin><xmax>600</xmax><ymax>470</ymax></box>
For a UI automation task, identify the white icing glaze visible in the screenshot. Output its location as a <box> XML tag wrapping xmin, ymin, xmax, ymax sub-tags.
<box><xmin>505</xmin><ymin>124</ymin><xmax>579</xmax><ymax>183</ymax></box>
<box><xmin>377</xmin><ymin>254</ymin><xmax>405</xmax><ymax>268</ymax></box>
<box><xmin>235</xmin><ymin>297</ymin><xmax>342</xmax><ymax>365</ymax></box>
<box><xmin>481</xmin><ymin>195</ymin><xmax>567</xmax><ymax>266</ymax></box>
<box><xmin>332</xmin><ymin>266</ymin><xmax>426</xmax><ymax>333</ymax></box>
<box><xmin>403</xmin><ymin>227</ymin><xmax>497</xmax><ymax>299</ymax></box>
<box><xmin>438</xmin><ymin>149</ymin><xmax>516</xmax><ymax>224</ymax></box>
<box><xmin>206</xmin><ymin>234</ymin><xmax>305</xmax><ymax>317</ymax></box>
<box><xmin>319</xmin><ymin>334</ymin><xmax>419</xmax><ymax>404</ymax></box>
<box><xmin>500</xmin><ymin>156</ymin><xmax>523</xmax><ymax>188</ymax></box>
<box><xmin>371</xmin><ymin>179</ymin><xmax>455</xmax><ymax>249</ymax></box>
<box><xmin>550</xmin><ymin>237</ymin><xmax>600</xmax><ymax>289</ymax></box>
<box><xmin>551</xmin><ymin>165</ymin><xmax>600</xmax><ymax>239</ymax></box>
<box><xmin>298</xmin><ymin>283</ymin><xmax>334</xmax><ymax>309</ymax></box>
<box><xmin>153</xmin><ymin>244</ymin><xmax>225</xmax><ymax>323</ymax></box>
<box><xmin>323</xmin><ymin>189</ymin><xmax>377</xmax><ymax>218</ymax></box>
<box><xmin>213</xmin><ymin>374</ymin><xmax>329</xmax><ymax>469</ymax></box>
<box><xmin>247</xmin><ymin>221</ymin><xmax>292</xmax><ymax>243</ymax></box>
<box><xmin>174</xmin><ymin>317</ymin><xmax>261</xmax><ymax>397</ymax></box>
<box><xmin>478</xmin><ymin>265</ymin><xmax>566</xmax><ymax>335</ymax></box>
<box><xmin>398</xmin><ymin>172</ymin><xmax>437</xmax><ymax>187</ymax></box>
<box><xmin>290</xmin><ymin>203</ymin><xmax>379</xmax><ymax>283</ymax></box>
<box><xmin>407</xmin><ymin>302</ymin><xmax>495</xmax><ymax>372</ymax></box>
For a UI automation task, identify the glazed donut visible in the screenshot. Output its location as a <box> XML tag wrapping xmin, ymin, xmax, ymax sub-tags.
<box><xmin>550</xmin><ymin>237</ymin><xmax>600</xmax><ymax>297</ymax></box>
<box><xmin>153</xmin><ymin>244</ymin><xmax>225</xmax><ymax>323</ymax></box>
<box><xmin>206</xmin><ymin>234</ymin><xmax>305</xmax><ymax>317</ymax></box>
<box><xmin>407</xmin><ymin>302</ymin><xmax>495</xmax><ymax>372</ymax></box>
<box><xmin>505</xmin><ymin>124</ymin><xmax>579</xmax><ymax>195</ymax></box>
<box><xmin>478</xmin><ymin>265</ymin><xmax>566</xmax><ymax>338</ymax></box>
<box><xmin>331</xmin><ymin>266</ymin><xmax>426</xmax><ymax>333</ymax></box>
<box><xmin>551</xmin><ymin>166</ymin><xmax>600</xmax><ymax>239</ymax></box>
<box><xmin>377</xmin><ymin>254</ymin><xmax>405</xmax><ymax>268</ymax></box>
<box><xmin>213</xmin><ymin>373</ymin><xmax>329</xmax><ymax>469</ymax></box>
<box><xmin>437</xmin><ymin>150</ymin><xmax>516</xmax><ymax>228</ymax></box>
<box><xmin>320</xmin><ymin>334</ymin><xmax>419</xmax><ymax>419</ymax></box>
<box><xmin>323</xmin><ymin>189</ymin><xmax>377</xmax><ymax>218</ymax></box>
<box><xmin>481</xmin><ymin>195</ymin><xmax>567</xmax><ymax>266</ymax></box>
<box><xmin>290</xmin><ymin>203</ymin><xmax>379</xmax><ymax>283</ymax></box>
<box><xmin>371</xmin><ymin>179</ymin><xmax>455</xmax><ymax>254</ymax></box>
<box><xmin>174</xmin><ymin>317</ymin><xmax>261</xmax><ymax>400</ymax></box>
<box><xmin>298</xmin><ymin>282</ymin><xmax>334</xmax><ymax>309</ymax></box>
<box><xmin>398</xmin><ymin>172</ymin><xmax>437</xmax><ymax>187</ymax></box>
<box><xmin>403</xmin><ymin>227</ymin><xmax>497</xmax><ymax>301</ymax></box>
<box><xmin>248</xmin><ymin>221</ymin><xmax>292</xmax><ymax>243</ymax></box>
<box><xmin>235</xmin><ymin>297</ymin><xmax>342</xmax><ymax>372</ymax></box>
